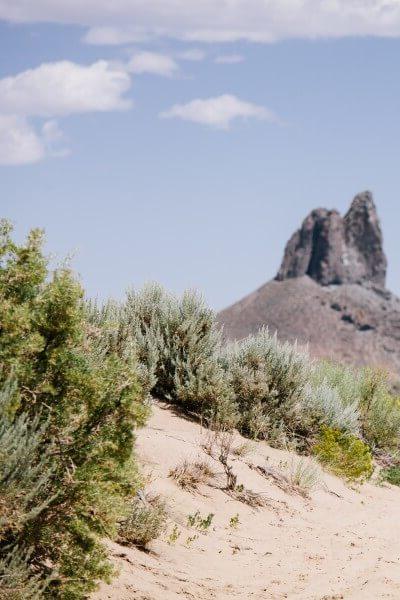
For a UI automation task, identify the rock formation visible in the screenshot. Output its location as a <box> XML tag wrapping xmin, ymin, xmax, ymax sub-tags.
<box><xmin>219</xmin><ymin>192</ymin><xmax>400</xmax><ymax>380</ymax></box>
<box><xmin>276</xmin><ymin>191</ymin><xmax>387</xmax><ymax>287</ymax></box>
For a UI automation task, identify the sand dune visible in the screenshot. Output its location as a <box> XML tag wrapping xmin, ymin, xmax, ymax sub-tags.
<box><xmin>93</xmin><ymin>402</ymin><xmax>400</xmax><ymax>600</ymax></box>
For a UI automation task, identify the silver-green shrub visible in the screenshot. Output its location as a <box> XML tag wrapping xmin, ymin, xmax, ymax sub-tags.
<box><xmin>0</xmin><ymin>380</ymin><xmax>54</xmax><ymax>599</ymax></box>
<box><xmin>90</xmin><ymin>284</ymin><xmax>237</xmax><ymax>428</ymax></box>
<box><xmin>223</xmin><ymin>328</ymin><xmax>311</xmax><ymax>445</ymax></box>
<box><xmin>301</xmin><ymin>382</ymin><xmax>360</xmax><ymax>435</ymax></box>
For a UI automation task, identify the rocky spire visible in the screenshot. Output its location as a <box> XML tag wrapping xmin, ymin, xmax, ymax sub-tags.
<box><xmin>276</xmin><ymin>191</ymin><xmax>387</xmax><ymax>287</ymax></box>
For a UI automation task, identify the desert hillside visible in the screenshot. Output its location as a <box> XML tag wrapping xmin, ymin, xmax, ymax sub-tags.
<box><xmin>93</xmin><ymin>403</ymin><xmax>400</xmax><ymax>600</ymax></box>
<box><xmin>219</xmin><ymin>192</ymin><xmax>400</xmax><ymax>379</ymax></box>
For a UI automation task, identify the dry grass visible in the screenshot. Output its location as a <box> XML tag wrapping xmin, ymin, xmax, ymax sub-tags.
<box><xmin>169</xmin><ymin>459</ymin><xmax>215</xmax><ymax>491</ymax></box>
<box><xmin>250</xmin><ymin>457</ymin><xmax>321</xmax><ymax>498</ymax></box>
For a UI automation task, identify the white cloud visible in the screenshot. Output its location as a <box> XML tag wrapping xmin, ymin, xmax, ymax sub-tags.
<box><xmin>215</xmin><ymin>54</ymin><xmax>244</xmax><ymax>64</ymax></box>
<box><xmin>0</xmin><ymin>60</ymin><xmax>132</xmax><ymax>117</ymax></box>
<box><xmin>2</xmin><ymin>1</ymin><xmax>400</xmax><ymax>44</ymax></box>
<box><xmin>83</xmin><ymin>26</ymin><xmax>151</xmax><ymax>45</ymax></box>
<box><xmin>41</xmin><ymin>120</ymin><xmax>69</xmax><ymax>157</ymax></box>
<box><xmin>177</xmin><ymin>49</ymin><xmax>206</xmax><ymax>61</ymax></box>
<box><xmin>0</xmin><ymin>59</ymin><xmax>133</xmax><ymax>166</ymax></box>
<box><xmin>160</xmin><ymin>94</ymin><xmax>277</xmax><ymax>129</ymax></box>
<box><xmin>127</xmin><ymin>52</ymin><xmax>179</xmax><ymax>77</ymax></box>
<box><xmin>0</xmin><ymin>115</ymin><xmax>44</xmax><ymax>165</ymax></box>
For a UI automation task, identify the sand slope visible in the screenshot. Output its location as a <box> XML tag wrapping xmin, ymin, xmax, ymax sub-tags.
<box><xmin>92</xmin><ymin>402</ymin><xmax>400</xmax><ymax>600</ymax></box>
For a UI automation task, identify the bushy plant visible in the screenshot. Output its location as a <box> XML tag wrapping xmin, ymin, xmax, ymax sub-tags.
<box><xmin>359</xmin><ymin>369</ymin><xmax>400</xmax><ymax>452</ymax></box>
<box><xmin>301</xmin><ymin>382</ymin><xmax>360</xmax><ymax>436</ymax></box>
<box><xmin>313</xmin><ymin>426</ymin><xmax>373</xmax><ymax>481</ymax></box>
<box><xmin>97</xmin><ymin>283</ymin><xmax>238</xmax><ymax>428</ymax></box>
<box><xmin>0</xmin><ymin>221</ymin><xmax>147</xmax><ymax>599</ymax></box>
<box><xmin>381</xmin><ymin>465</ymin><xmax>400</xmax><ymax>486</ymax></box>
<box><xmin>223</xmin><ymin>328</ymin><xmax>311</xmax><ymax>445</ymax></box>
<box><xmin>0</xmin><ymin>547</ymin><xmax>49</xmax><ymax>600</ymax></box>
<box><xmin>118</xmin><ymin>494</ymin><xmax>167</xmax><ymax>548</ymax></box>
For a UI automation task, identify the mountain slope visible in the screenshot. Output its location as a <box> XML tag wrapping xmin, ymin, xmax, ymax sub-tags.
<box><xmin>219</xmin><ymin>192</ymin><xmax>400</xmax><ymax>377</ymax></box>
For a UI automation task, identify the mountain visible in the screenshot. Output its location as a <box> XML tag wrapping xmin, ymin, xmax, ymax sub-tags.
<box><xmin>219</xmin><ymin>191</ymin><xmax>400</xmax><ymax>378</ymax></box>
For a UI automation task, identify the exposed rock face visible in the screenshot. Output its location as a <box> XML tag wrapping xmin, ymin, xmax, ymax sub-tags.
<box><xmin>219</xmin><ymin>192</ymin><xmax>400</xmax><ymax>381</ymax></box>
<box><xmin>276</xmin><ymin>191</ymin><xmax>387</xmax><ymax>287</ymax></box>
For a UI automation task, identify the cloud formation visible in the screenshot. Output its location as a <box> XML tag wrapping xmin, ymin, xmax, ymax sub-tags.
<box><xmin>2</xmin><ymin>1</ymin><xmax>400</xmax><ymax>44</ymax></box>
<box><xmin>0</xmin><ymin>60</ymin><xmax>131</xmax><ymax>116</ymax></box>
<box><xmin>0</xmin><ymin>60</ymin><xmax>131</xmax><ymax>165</ymax></box>
<box><xmin>215</xmin><ymin>54</ymin><xmax>244</xmax><ymax>64</ymax></box>
<box><xmin>160</xmin><ymin>94</ymin><xmax>276</xmax><ymax>129</ymax></box>
<box><xmin>127</xmin><ymin>52</ymin><xmax>179</xmax><ymax>77</ymax></box>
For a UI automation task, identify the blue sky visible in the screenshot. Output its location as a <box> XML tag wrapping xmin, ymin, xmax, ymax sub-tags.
<box><xmin>1</xmin><ymin>2</ymin><xmax>399</xmax><ymax>309</ymax></box>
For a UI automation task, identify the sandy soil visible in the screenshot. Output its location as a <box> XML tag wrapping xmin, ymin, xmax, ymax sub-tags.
<box><xmin>92</xmin><ymin>402</ymin><xmax>400</xmax><ymax>600</ymax></box>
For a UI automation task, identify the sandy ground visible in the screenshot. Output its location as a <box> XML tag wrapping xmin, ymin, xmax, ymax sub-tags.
<box><xmin>92</xmin><ymin>402</ymin><xmax>400</xmax><ymax>600</ymax></box>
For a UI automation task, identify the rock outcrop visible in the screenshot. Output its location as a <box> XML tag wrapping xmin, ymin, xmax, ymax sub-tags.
<box><xmin>219</xmin><ymin>192</ymin><xmax>400</xmax><ymax>380</ymax></box>
<box><xmin>276</xmin><ymin>191</ymin><xmax>387</xmax><ymax>287</ymax></box>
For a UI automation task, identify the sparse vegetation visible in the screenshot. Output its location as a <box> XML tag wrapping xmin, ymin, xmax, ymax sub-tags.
<box><xmin>229</xmin><ymin>514</ymin><xmax>240</xmax><ymax>528</ymax></box>
<box><xmin>169</xmin><ymin>459</ymin><xmax>215</xmax><ymax>491</ymax></box>
<box><xmin>285</xmin><ymin>457</ymin><xmax>322</xmax><ymax>495</ymax></box>
<box><xmin>3</xmin><ymin>216</ymin><xmax>400</xmax><ymax>597</ymax></box>
<box><xmin>187</xmin><ymin>511</ymin><xmax>214</xmax><ymax>531</ymax></box>
<box><xmin>118</xmin><ymin>493</ymin><xmax>168</xmax><ymax>548</ymax></box>
<box><xmin>381</xmin><ymin>465</ymin><xmax>400</xmax><ymax>487</ymax></box>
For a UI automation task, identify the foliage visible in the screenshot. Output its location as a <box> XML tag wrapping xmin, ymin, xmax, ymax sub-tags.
<box><xmin>359</xmin><ymin>369</ymin><xmax>400</xmax><ymax>452</ymax></box>
<box><xmin>95</xmin><ymin>283</ymin><xmax>238</xmax><ymax>428</ymax></box>
<box><xmin>118</xmin><ymin>494</ymin><xmax>167</xmax><ymax>548</ymax></box>
<box><xmin>0</xmin><ymin>547</ymin><xmax>49</xmax><ymax>600</ymax></box>
<box><xmin>223</xmin><ymin>328</ymin><xmax>311</xmax><ymax>445</ymax></box>
<box><xmin>301</xmin><ymin>382</ymin><xmax>360</xmax><ymax>436</ymax></box>
<box><xmin>0</xmin><ymin>221</ymin><xmax>147</xmax><ymax>599</ymax></box>
<box><xmin>381</xmin><ymin>465</ymin><xmax>400</xmax><ymax>486</ymax></box>
<box><xmin>186</xmin><ymin>511</ymin><xmax>214</xmax><ymax>531</ymax></box>
<box><xmin>313</xmin><ymin>427</ymin><xmax>373</xmax><ymax>481</ymax></box>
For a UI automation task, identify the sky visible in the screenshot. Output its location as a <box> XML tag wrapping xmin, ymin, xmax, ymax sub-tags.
<box><xmin>0</xmin><ymin>1</ymin><xmax>399</xmax><ymax>309</ymax></box>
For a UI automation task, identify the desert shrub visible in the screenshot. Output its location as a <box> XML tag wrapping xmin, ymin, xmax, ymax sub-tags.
<box><xmin>223</xmin><ymin>328</ymin><xmax>311</xmax><ymax>445</ymax></box>
<box><xmin>313</xmin><ymin>426</ymin><xmax>373</xmax><ymax>481</ymax></box>
<box><xmin>169</xmin><ymin>459</ymin><xmax>215</xmax><ymax>491</ymax></box>
<box><xmin>311</xmin><ymin>361</ymin><xmax>363</xmax><ymax>408</ymax></box>
<box><xmin>381</xmin><ymin>465</ymin><xmax>400</xmax><ymax>486</ymax></box>
<box><xmin>301</xmin><ymin>382</ymin><xmax>360</xmax><ymax>436</ymax></box>
<box><xmin>101</xmin><ymin>283</ymin><xmax>238</xmax><ymax>428</ymax></box>
<box><xmin>0</xmin><ymin>547</ymin><xmax>49</xmax><ymax>600</ymax></box>
<box><xmin>118</xmin><ymin>494</ymin><xmax>167</xmax><ymax>548</ymax></box>
<box><xmin>0</xmin><ymin>221</ymin><xmax>147</xmax><ymax>599</ymax></box>
<box><xmin>359</xmin><ymin>369</ymin><xmax>400</xmax><ymax>452</ymax></box>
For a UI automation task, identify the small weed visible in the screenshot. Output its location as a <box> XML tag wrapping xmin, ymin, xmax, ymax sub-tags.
<box><xmin>229</xmin><ymin>514</ymin><xmax>240</xmax><ymax>529</ymax></box>
<box><xmin>187</xmin><ymin>511</ymin><xmax>214</xmax><ymax>531</ymax></box>
<box><xmin>167</xmin><ymin>524</ymin><xmax>181</xmax><ymax>545</ymax></box>
<box><xmin>185</xmin><ymin>534</ymin><xmax>199</xmax><ymax>546</ymax></box>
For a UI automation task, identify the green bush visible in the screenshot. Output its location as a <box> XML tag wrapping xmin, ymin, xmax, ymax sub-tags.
<box><xmin>223</xmin><ymin>328</ymin><xmax>311</xmax><ymax>445</ymax></box>
<box><xmin>118</xmin><ymin>494</ymin><xmax>167</xmax><ymax>548</ymax></box>
<box><xmin>381</xmin><ymin>465</ymin><xmax>400</xmax><ymax>486</ymax></box>
<box><xmin>359</xmin><ymin>369</ymin><xmax>400</xmax><ymax>452</ymax></box>
<box><xmin>0</xmin><ymin>221</ymin><xmax>147</xmax><ymax>599</ymax></box>
<box><xmin>313</xmin><ymin>426</ymin><xmax>373</xmax><ymax>481</ymax></box>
